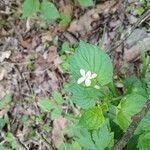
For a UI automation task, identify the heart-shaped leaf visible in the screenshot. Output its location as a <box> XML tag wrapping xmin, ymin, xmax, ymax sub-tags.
<box><xmin>71</xmin><ymin>41</ymin><xmax>113</xmax><ymax>86</ymax></box>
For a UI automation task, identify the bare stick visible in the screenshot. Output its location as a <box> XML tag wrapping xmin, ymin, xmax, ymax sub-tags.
<box><xmin>112</xmin><ymin>98</ymin><xmax>150</xmax><ymax>150</ymax></box>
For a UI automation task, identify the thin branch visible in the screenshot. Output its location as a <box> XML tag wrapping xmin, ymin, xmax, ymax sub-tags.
<box><xmin>112</xmin><ymin>98</ymin><xmax>150</xmax><ymax>150</ymax></box>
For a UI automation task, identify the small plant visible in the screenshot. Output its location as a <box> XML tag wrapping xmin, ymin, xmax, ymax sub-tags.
<box><xmin>22</xmin><ymin>0</ymin><xmax>95</xmax><ymax>23</ymax></box>
<box><xmin>61</xmin><ymin>41</ymin><xmax>150</xmax><ymax>149</ymax></box>
<box><xmin>38</xmin><ymin>91</ymin><xmax>64</xmax><ymax>120</ymax></box>
<box><xmin>23</xmin><ymin>0</ymin><xmax>60</xmax><ymax>21</ymax></box>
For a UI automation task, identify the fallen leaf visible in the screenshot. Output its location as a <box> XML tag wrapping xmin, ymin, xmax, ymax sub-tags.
<box><xmin>47</xmin><ymin>46</ymin><xmax>58</xmax><ymax>63</ymax></box>
<box><xmin>0</xmin><ymin>67</ymin><xmax>7</xmax><ymax>81</ymax></box>
<box><xmin>21</xmin><ymin>37</ymin><xmax>33</xmax><ymax>49</ymax></box>
<box><xmin>52</xmin><ymin>117</ymin><xmax>70</xmax><ymax>149</ymax></box>
<box><xmin>124</xmin><ymin>36</ymin><xmax>150</xmax><ymax>62</ymax></box>
<box><xmin>0</xmin><ymin>51</ymin><xmax>11</xmax><ymax>62</ymax></box>
<box><xmin>60</xmin><ymin>4</ymin><xmax>73</xmax><ymax>17</ymax></box>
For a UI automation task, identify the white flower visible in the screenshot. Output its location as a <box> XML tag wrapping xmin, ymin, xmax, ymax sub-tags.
<box><xmin>77</xmin><ymin>69</ymin><xmax>97</xmax><ymax>86</ymax></box>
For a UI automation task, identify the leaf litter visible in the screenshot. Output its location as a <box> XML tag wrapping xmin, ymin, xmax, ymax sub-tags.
<box><xmin>0</xmin><ymin>0</ymin><xmax>150</xmax><ymax>149</ymax></box>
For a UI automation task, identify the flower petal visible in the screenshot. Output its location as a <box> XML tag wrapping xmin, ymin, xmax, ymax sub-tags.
<box><xmin>85</xmin><ymin>79</ymin><xmax>91</xmax><ymax>86</ymax></box>
<box><xmin>90</xmin><ymin>73</ymin><xmax>97</xmax><ymax>79</ymax></box>
<box><xmin>80</xmin><ymin>69</ymin><xmax>86</xmax><ymax>77</ymax></box>
<box><xmin>77</xmin><ymin>77</ymin><xmax>85</xmax><ymax>84</ymax></box>
<box><xmin>86</xmin><ymin>71</ymin><xmax>92</xmax><ymax>78</ymax></box>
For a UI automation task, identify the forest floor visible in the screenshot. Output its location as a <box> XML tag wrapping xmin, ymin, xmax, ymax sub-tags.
<box><xmin>0</xmin><ymin>0</ymin><xmax>150</xmax><ymax>149</ymax></box>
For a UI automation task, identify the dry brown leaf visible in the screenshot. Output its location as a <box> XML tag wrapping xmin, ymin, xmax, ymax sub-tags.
<box><xmin>124</xmin><ymin>36</ymin><xmax>150</xmax><ymax>62</ymax></box>
<box><xmin>0</xmin><ymin>67</ymin><xmax>7</xmax><ymax>81</ymax></box>
<box><xmin>52</xmin><ymin>117</ymin><xmax>70</xmax><ymax>149</ymax></box>
<box><xmin>68</xmin><ymin>0</ymin><xmax>118</xmax><ymax>37</ymax></box>
<box><xmin>0</xmin><ymin>51</ymin><xmax>11</xmax><ymax>62</ymax></box>
<box><xmin>47</xmin><ymin>46</ymin><xmax>58</xmax><ymax>63</ymax></box>
<box><xmin>60</xmin><ymin>4</ymin><xmax>73</xmax><ymax>17</ymax></box>
<box><xmin>21</xmin><ymin>37</ymin><xmax>33</xmax><ymax>49</ymax></box>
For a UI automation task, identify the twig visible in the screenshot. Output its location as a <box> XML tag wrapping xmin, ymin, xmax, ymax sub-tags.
<box><xmin>13</xmin><ymin>65</ymin><xmax>33</xmax><ymax>93</ymax></box>
<box><xmin>112</xmin><ymin>98</ymin><xmax>150</xmax><ymax>150</ymax></box>
<box><xmin>109</xmin><ymin>9</ymin><xmax>150</xmax><ymax>52</ymax></box>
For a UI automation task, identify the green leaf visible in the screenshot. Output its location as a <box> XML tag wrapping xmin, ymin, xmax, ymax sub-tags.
<box><xmin>60</xmin><ymin>14</ymin><xmax>72</xmax><ymax>27</ymax></box>
<box><xmin>79</xmin><ymin>107</ymin><xmax>105</xmax><ymax>130</ymax></box>
<box><xmin>68</xmin><ymin>84</ymin><xmax>102</xmax><ymax>109</ymax></box>
<box><xmin>6</xmin><ymin>132</ymin><xmax>19</xmax><ymax>149</ymax></box>
<box><xmin>135</xmin><ymin>111</ymin><xmax>150</xmax><ymax>135</ymax></box>
<box><xmin>0</xmin><ymin>95</ymin><xmax>12</xmax><ymax>110</ymax></box>
<box><xmin>116</xmin><ymin>110</ymin><xmax>129</xmax><ymax>130</ymax></box>
<box><xmin>74</xmin><ymin>123</ymin><xmax>113</xmax><ymax>150</ymax></box>
<box><xmin>72</xmin><ymin>141</ymin><xmax>83</xmax><ymax>150</ymax></box>
<box><xmin>123</xmin><ymin>76</ymin><xmax>148</xmax><ymax>98</ymax></box>
<box><xmin>41</xmin><ymin>1</ymin><xmax>60</xmax><ymax>21</ymax></box>
<box><xmin>38</xmin><ymin>98</ymin><xmax>52</xmax><ymax>112</ymax></box>
<box><xmin>116</xmin><ymin>94</ymin><xmax>147</xmax><ymax>130</ymax></box>
<box><xmin>53</xmin><ymin>91</ymin><xmax>63</xmax><ymax>105</ymax></box>
<box><xmin>92</xmin><ymin>124</ymin><xmax>114</xmax><ymax>150</ymax></box>
<box><xmin>61</xmin><ymin>41</ymin><xmax>70</xmax><ymax>54</ymax></box>
<box><xmin>78</xmin><ymin>0</ymin><xmax>94</xmax><ymax>7</ymax></box>
<box><xmin>74</xmin><ymin>128</ymin><xmax>97</xmax><ymax>150</ymax></box>
<box><xmin>22</xmin><ymin>0</ymin><xmax>40</xmax><ymax>18</ymax></box>
<box><xmin>0</xmin><ymin>118</ymin><xmax>6</xmax><ymax>129</ymax></box>
<box><xmin>137</xmin><ymin>132</ymin><xmax>150</xmax><ymax>150</ymax></box>
<box><xmin>0</xmin><ymin>145</ymin><xmax>11</xmax><ymax>150</ymax></box>
<box><xmin>51</xmin><ymin>108</ymin><xmax>61</xmax><ymax>120</ymax></box>
<box><xmin>71</xmin><ymin>41</ymin><xmax>113</xmax><ymax>86</ymax></box>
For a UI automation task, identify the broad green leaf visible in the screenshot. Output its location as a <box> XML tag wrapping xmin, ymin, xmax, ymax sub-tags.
<box><xmin>123</xmin><ymin>76</ymin><xmax>148</xmax><ymax>98</ymax></box>
<box><xmin>41</xmin><ymin>1</ymin><xmax>60</xmax><ymax>21</ymax></box>
<box><xmin>135</xmin><ymin>110</ymin><xmax>150</xmax><ymax>135</ymax></box>
<box><xmin>68</xmin><ymin>84</ymin><xmax>102</xmax><ymax>109</ymax></box>
<box><xmin>22</xmin><ymin>0</ymin><xmax>40</xmax><ymax>18</ymax></box>
<box><xmin>74</xmin><ymin>128</ymin><xmax>97</xmax><ymax>150</ymax></box>
<box><xmin>0</xmin><ymin>95</ymin><xmax>12</xmax><ymax>110</ymax></box>
<box><xmin>116</xmin><ymin>110</ymin><xmax>130</xmax><ymax>130</ymax></box>
<box><xmin>116</xmin><ymin>94</ymin><xmax>147</xmax><ymax>130</ymax></box>
<box><xmin>71</xmin><ymin>41</ymin><xmax>113</xmax><ymax>86</ymax></box>
<box><xmin>53</xmin><ymin>91</ymin><xmax>63</xmax><ymax>105</ymax></box>
<box><xmin>72</xmin><ymin>141</ymin><xmax>83</xmax><ymax>150</ymax></box>
<box><xmin>79</xmin><ymin>107</ymin><xmax>105</xmax><ymax>130</ymax></box>
<box><xmin>92</xmin><ymin>124</ymin><xmax>114</xmax><ymax>150</ymax></box>
<box><xmin>137</xmin><ymin>132</ymin><xmax>150</xmax><ymax>150</ymax></box>
<box><xmin>38</xmin><ymin>98</ymin><xmax>52</xmax><ymax>112</ymax></box>
<box><xmin>78</xmin><ymin>0</ymin><xmax>94</xmax><ymax>7</ymax></box>
<box><xmin>74</xmin><ymin>123</ymin><xmax>113</xmax><ymax>150</ymax></box>
<box><xmin>60</xmin><ymin>142</ymin><xmax>83</xmax><ymax>150</ymax></box>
